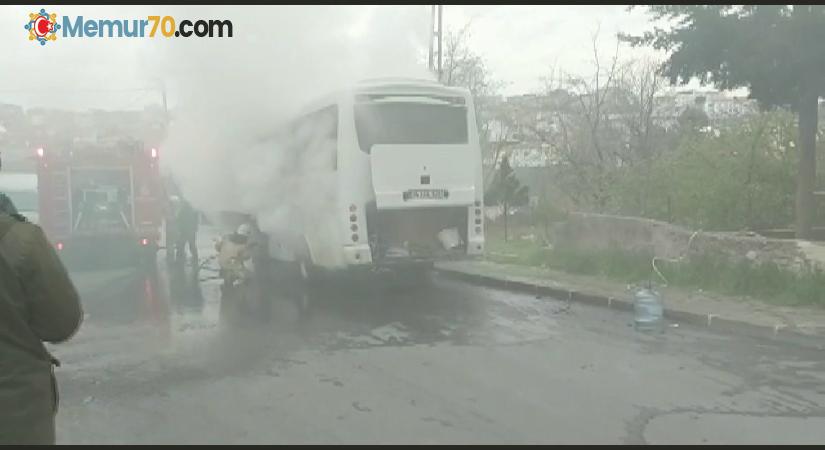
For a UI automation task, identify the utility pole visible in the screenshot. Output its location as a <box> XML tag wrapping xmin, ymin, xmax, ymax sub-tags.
<box><xmin>428</xmin><ymin>5</ymin><xmax>444</xmax><ymax>81</ymax></box>
<box><xmin>160</xmin><ymin>81</ymin><xmax>168</xmax><ymax>123</ymax></box>
<box><xmin>437</xmin><ymin>5</ymin><xmax>443</xmax><ymax>82</ymax></box>
<box><xmin>428</xmin><ymin>5</ymin><xmax>435</xmax><ymax>71</ymax></box>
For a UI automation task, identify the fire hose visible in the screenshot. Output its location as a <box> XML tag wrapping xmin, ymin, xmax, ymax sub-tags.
<box><xmin>651</xmin><ymin>229</ymin><xmax>702</xmax><ymax>287</ymax></box>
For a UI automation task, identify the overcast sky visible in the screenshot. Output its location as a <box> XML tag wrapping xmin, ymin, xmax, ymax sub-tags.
<box><xmin>1</xmin><ymin>5</ymin><xmax>674</xmax><ymax>111</ymax></box>
<box><xmin>443</xmin><ymin>5</ymin><xmax>667</xmax><ymax>94</ymax></box>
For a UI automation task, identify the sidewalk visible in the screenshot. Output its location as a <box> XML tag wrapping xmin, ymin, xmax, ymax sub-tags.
<box><xmin>435</xmin><ymin>259</ymin><xmax>825</xmax><ymax>349</ymax></box>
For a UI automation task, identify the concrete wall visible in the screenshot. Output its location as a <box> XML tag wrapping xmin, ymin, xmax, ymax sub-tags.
<box><xmin>553</xmin><ymin>212</ymin><xmax>814</xmax><ymax>274</ymax></box>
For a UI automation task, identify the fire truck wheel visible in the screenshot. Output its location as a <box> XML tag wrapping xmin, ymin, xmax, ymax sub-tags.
<box><xmin>139</xmin><ymin>243</ymin><xmax>158</xmax><ymax>270</ymax></box>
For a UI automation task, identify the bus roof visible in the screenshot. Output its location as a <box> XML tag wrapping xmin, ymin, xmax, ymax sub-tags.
<box><xmin>294</xmin><ymin>78</ymin><xmax>471</xmax><ymax>118</ymax></box>
<box><xmin>354</xmin><ymin>78</ymin><xmax>469</xmax><ymax>97</ymax></box>
<box><xmin>252</xmin><ymin>78</ymin><xmax>474</xmax><ymax>143</ymax></box>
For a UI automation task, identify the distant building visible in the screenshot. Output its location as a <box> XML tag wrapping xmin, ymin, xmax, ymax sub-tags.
<box><xmin>652</xmin><ymin>89</ymin><xmax>758</xmax><ymax>131</ymax></box>
<box><xmin>483</xmin><ymin>91</ymin><xmax>576</xmax><ymax>170</ymax></box>
<box><xmin>0</xmin><ymin>103</ymin><xmax>33</xmax><ymax>170</ymax></box>
<box><xmin>484</xmin><ymin>87</ymin><xmax>761</xmax><ymax>174</ymax></box>
<box><xmin>25</xmin><ymin>106</ymin><xmax>165</xmax><ymax>144</ymax></box>
<box><xmin>0</xmin><ymin>103</ymin><xmax>27</xmax><ymax>144</ymax></box>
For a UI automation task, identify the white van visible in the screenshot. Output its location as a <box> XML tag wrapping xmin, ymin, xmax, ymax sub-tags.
<box><xmin>0</xmin><ymin>172</ymin><xmax>39</xmax><ymax>224</ymax></box>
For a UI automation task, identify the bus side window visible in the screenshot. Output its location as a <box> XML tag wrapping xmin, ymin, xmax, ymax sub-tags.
<box><xmin>310</xmin><ymin>105</ymin><xmax>338</xmax><ymax>172</ymax></box>
<box><xmin>290</xmin><ymin>118</ymin><xmax>308</xmax><ymax>174</ymax></box>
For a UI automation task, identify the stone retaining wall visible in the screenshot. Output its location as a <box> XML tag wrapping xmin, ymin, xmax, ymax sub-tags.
<box><xmin>553</xmin><ymin>212</ymin><xmax>813</xmax><ymax>273</ymax></box>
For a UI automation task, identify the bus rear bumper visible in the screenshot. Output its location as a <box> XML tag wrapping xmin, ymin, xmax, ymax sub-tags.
<box><xmin>350</xmin><ymin>252</ymin><xmax>484</xmax><ymax>270</ymax></box>
<box><xmin>466</xmin><ymin>236</ymin><xmax>485</xmax><ymax>255</ymax></box>
<box><xmin>342</xmin><ymin>244</ymin><xmax>374</xmax><ymax>265</ymax></box>
<box><xmin>342</xmin><ymin>240</ymin><xmax>485</xmax><ymax>268</ymax></box>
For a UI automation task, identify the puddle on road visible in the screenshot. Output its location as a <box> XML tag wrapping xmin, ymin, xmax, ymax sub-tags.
<box><xmin>62</xmin><ymin>254</ymin><xmax>821</xmax><ymax>394</ymax></box>
<box><xmin>59</xmin><ymin>260</ymin><xmax>581</xmax><ymax>384</ymax></box>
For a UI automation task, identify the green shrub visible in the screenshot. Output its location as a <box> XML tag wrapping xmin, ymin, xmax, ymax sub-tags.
<box><xmin>488</xmin><ymin>237</ymin><xmax>825</xmax><ymax>307</ymax></box>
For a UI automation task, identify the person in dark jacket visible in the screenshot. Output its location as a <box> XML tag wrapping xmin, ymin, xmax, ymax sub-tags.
<box><xmin>0</xmin><ymin>187</ymin><xmax>82</xmax><ymax>444</ymax></box>
<box><xmin>0</xmin><ymin>193</ymin><xmax>18</xmax><ymax>217</ymax></box>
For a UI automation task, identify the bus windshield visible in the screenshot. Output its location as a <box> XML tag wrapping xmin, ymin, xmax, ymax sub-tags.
<box><xmin>354</xmin><ymin>101</ymin><xmax>468</xmax><ymax>153</ymax></box>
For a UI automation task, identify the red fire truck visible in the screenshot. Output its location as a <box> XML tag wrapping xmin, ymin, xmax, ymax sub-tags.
<box><xmin>35</xmin><ymin>137</ymin><xmax>166</xmax><ymax>268</ymax></box>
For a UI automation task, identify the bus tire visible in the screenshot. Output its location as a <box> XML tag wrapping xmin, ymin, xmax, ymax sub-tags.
<box><xmin>299</xmin><ymin>260</ymin><xmax>325</xmax><ymax>284</ymax></box>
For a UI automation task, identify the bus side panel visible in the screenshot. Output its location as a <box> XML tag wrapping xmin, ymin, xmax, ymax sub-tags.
<box><xmin>263</xmin><ymin>98</ymin><xmax>350</xmax><ymax>269</ymax></box>
<box><xmin>466</xmin><ymin>95</ymin><xmax>485</xmax><ymax>255</ymax></box>
<box><xmin>335</xmin><ymin>94</ymin><xmax>374</xmax><ymax>267</ymax></box>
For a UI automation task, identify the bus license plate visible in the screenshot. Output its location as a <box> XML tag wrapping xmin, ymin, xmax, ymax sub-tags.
<box><xmin>405</xmin><ymin>189</ymin><xmax>448</xmax><ymax>200</ymax></box>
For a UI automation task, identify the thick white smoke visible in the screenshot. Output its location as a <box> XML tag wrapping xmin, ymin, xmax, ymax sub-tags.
<box><xmin>144</xmin><ymin>6</ymin><xmax>433</xmax><ymax>266</ymax></box>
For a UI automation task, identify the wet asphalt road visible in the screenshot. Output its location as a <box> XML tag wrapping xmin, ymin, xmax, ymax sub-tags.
<box><xmin>49</xmin><ymin>231</ymin><xmax>825</xmax><ymax>444</ymax></box>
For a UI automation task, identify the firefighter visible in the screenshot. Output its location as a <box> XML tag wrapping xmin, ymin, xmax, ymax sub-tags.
<box><xmin>165</xmin><ymin>195</ymin><xmax>181</xmax><ymax>262</ymax></box>
<box><xmin>175</xmin><ymin>198</ymin><xmax>199</xmax><ymax>266</ymax></box>
<box><xmin>0</xmin><ymin>153</ymin><xmax>83</xmax><ymax>444</ymax></box>
<box><xmin>247</xmin><ymin>219</ymin><xmax>273</xmax><ymax>323</ymax></box>
<box><xmin>215</xmin><ymin>222</ymin><xmax>255</xmax><ymax>323</ymax></box>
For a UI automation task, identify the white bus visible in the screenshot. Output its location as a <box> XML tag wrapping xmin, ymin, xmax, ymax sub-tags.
<box><xmin>259</xmin><ymin>78</ymin><xmax>485</xmax><ymax>278</ymax></box>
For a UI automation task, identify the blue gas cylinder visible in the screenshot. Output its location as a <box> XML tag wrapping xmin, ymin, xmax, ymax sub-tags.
<box><xmin>634</xmin><ymin>287</ymin><xmax>664</xmax><ymax>332</ymax></box>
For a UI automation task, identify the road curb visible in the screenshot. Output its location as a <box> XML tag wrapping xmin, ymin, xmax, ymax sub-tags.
<box><xmin>435</xmin><ymin>266</ymin><xmax>825</xmax><ymax>351</ymax></box>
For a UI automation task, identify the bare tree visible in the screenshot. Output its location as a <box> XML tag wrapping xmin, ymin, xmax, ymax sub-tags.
<box><xmin>482</xmin><ymin>107</ymin><xmax>518</xmax><ymax>189</ymax></box>
<box><xmin>440</xmin><ymin>22</ymin><xmax>507</xmax><ymax>186</ymax></box>
<box><xmin>536</xmin><ymin>28</ymin><xmax>623</xmax><ymax>210</ymax></box>
<box><xmin>615</xmin><ymin>57</ymin><xmax>665</xmax><ymax>164</ymax></box>
<box><xmin>523</xmin><ymin>32</ymin><xmax>667</xmax><ymax>213</ymax></box>
<box><xmin>612</xmin><ymin>57</ymin><xmax>668</xmax><ymax>215</ymax></box>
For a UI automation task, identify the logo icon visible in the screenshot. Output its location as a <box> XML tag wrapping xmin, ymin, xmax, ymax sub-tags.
<box><xmin>25</xmin><ymin>9</ymin><xmax>60</xmax><ymax>46</ymax></box>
